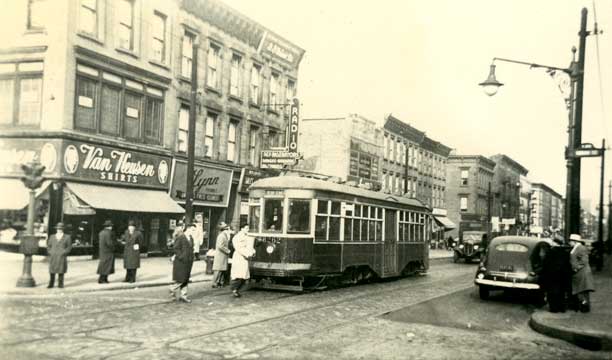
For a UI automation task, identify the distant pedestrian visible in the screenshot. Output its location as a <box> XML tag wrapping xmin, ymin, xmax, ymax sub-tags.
<box><xmin>96</xmin><ymin>220</ymin><xmax>115</xmax><ymax>284</ymax></box>
<box><xmin>569</xmin><ymin>234</ymin><xmax>595</xmax><ymax>313</ymax></box>
<box><xmin>191</xmin><ymin>220</ymin><xmax>204</xmax><ymax>261</ymax></box>
<box><xmin>170</xmin><ymin>223</ymin><xmax>194</xmax><ymax>303</ymax></box>
<box><xmin>230</xmin><ymin>224</ymin><xmax>255</xmax><ymax>298</ymax></box>
<box><xmin>121</xmin><ymin>220</ymin><xmax>142</xmax><ymax>283</ymax></box>
<box><xmin>541</xmin><ymin>235</ymin><xmax>572</xmax><ymax>312</ymax></box>
<box><xmin>46</xmin><ymin>222</ymin><xmax>72</xmax><ymax>288</ymax></box>
<box><xmin>212</xmin><ymin>222</ymin><xmax>231</xmax><ymax>288</ymax></box>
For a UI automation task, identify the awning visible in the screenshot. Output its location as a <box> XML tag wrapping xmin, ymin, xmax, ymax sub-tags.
<box><xmin>0</xmin><ymin>178</ymin><xmax>51</xmax><ymax>210</ymax></box>
<box><xmin>66</xmin><ymin>182</ymin><xmax>185</xmax><ymax>214</ymax></box>
<box><xmin>434</xmin><ymin>215</ymin><xmax>456</xmax><ymax>231</ymax></box>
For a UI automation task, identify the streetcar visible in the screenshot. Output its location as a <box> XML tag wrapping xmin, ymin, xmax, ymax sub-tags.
<box><xmin>246</xmin><ymin>175</ymin><xmax>433</xmax><ymax>291</ymax></box>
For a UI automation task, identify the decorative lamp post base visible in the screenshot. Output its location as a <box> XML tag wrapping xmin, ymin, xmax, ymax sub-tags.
<box><xmin>16</xmin><ymin>254</ymin><xmax>36</xmax><ymax>287</ymax></box>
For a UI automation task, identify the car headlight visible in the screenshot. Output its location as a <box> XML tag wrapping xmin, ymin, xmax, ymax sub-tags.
<box><xmin>477</xmin><ymin>273</ymin><xmax>484</xmax><ymax>279</ymax></box>
<box><xmin>266</xmin><ymin>244</ymin><xmax>275</xmax><ymax>254</ymax></box>
<box><xmin>473</xmin><ymin>245</ymin><xmax>479</xmax><ymax>250</ymax></box>
<box><xmin>459</xmin><ymin>244</ymin><xmax>464</xmax><ymax>249</ymax></box>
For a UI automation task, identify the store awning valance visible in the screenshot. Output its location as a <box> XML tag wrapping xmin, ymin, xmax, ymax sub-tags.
<box><xmin>433</xmin><ymin>215</ymin><xmax>456</xmax><ymax>231</ymax></box>
<box><xmin>0</xmin><ymin>178</ymin><xmax>51</xmax><ymax>210</ymax></box>
<box><xmin>66</xmin><ymin>182</ymin><xmax>185</xmax><ymax>214</ymax></box>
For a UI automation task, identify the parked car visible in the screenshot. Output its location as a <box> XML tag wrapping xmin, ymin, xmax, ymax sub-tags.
<box><xmin>453</xmin><ymin>231</ymin><xmax>487</xmax><ymax>263</ymax></box>
<box><xmin>474</xmin><ymin>236</ymin><xmax>551</xmax><ymax>301</ymax></box>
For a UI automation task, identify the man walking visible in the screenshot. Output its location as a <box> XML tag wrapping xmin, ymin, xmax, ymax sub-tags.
<box><xmin>121</xmin><ymin>220</ymin><xmax>142</xmax><ymax>283</ymax></box>
<box><xmin>46</xmin><ymin>222</ymin><xmax>72</xmax><ymax>288</ymax></box>
<box><xmin>569</xmin><ymin>234</ymin><xmax>595</xmax><ymax>313</ymax></box>
<box><xmin>96</xmin><ymin>220</ymin><xmax>115</xmax><ymax>284</ymax></box>
<box><xmin>170</xmin><ymin>222</ymin><xmax>194</xmax><ymax>303</ymax></box>
<box><xmin>212</xmin><ymin>222</ymin><xmax>231</xmax><ymax>288</ymax></box>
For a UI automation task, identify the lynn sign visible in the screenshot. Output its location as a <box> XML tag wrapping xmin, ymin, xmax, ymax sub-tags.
<box><xmin>170</xmin><ymin>160</ymin><xmax>233</xmax><ymax>207</ymax></box>
<box><xmin>62</xmin><ymin>140</ymin><xmax>171</xmax><ymax>189</ymax></box>
<box><xmin>288</xmin><ymin>98</ymin><xmax>299</xmax><ymax>153</ymax></box>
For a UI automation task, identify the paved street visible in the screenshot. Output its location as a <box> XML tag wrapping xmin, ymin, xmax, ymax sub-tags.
<box><xmin>1</xmin><ymin>260</ymin><xmax>608</xmax><ymax>360</ymax></box>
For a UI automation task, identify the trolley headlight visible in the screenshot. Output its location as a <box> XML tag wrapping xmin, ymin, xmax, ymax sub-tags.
<box><xmin>266</xmin><ymin>244</ymin><xmax>275</xmax><ymax>254</ymax></box>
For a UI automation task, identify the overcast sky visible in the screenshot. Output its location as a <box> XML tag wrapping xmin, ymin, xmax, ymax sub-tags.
<box><xmin>226</xmin><ymin>0</ymin><xmax>611</xmax><ymax>212</ymax></box>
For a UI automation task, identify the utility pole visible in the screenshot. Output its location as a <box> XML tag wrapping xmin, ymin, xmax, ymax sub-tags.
<box><xmin>487</xmin><ymin>182</ymin><xmax>492</xmax><ymax>244</ymax></box>
<box><xmin>607</xmin><ymin>180</ymin><xmax>612</xmax><ymax>254</ymax></box>
<box><xmin>595</xmin><ymin>138</ymin><xmax>605</xmax><ymax>270</ymax></box>
<box><xmin>185</xmin><ymin>39</ymin><xmax>199</xmax><ymax>225</ymax></box>
<box><xmin>568</xmin><ymin>8</ymin><xmax>589</xmax><ymax>237</ymax></box>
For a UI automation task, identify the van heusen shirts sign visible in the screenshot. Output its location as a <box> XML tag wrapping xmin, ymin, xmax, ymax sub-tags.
<box><xmin>170</xmin><ymin>160</ymin><xmax>233</xmax><ymax>207</ymax></box>
<box><xmin>61</xmin><ymin>140</ymin><xmax>171</xmax><ymax>189</ymax></box>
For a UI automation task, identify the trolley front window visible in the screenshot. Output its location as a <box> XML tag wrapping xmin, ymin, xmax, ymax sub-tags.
<box><xmin>288</xmin><ymin>199</ymin><xmax>310</xmax><ymax>234</ymax></box>
<box><xmin>264</xmin><ymin>199</ymin><xmax>283</xmax><ymax>233</ymax></box>
<box><xmin>249</xmin><ymin>205</ymin><xmax>260</xmax><ymax>233</ymax></box>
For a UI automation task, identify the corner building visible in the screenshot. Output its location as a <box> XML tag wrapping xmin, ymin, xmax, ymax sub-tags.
<box><xmin>0</xmin><ymin>0</ymin><xmax>303</xmax><ymax>254</ymax></box>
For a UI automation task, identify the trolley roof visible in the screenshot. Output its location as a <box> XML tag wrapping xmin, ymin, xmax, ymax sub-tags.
<box><xmin>249</xmin><ymin>176</ymin><xmax>429</xmax><ymax>210</ymax></box>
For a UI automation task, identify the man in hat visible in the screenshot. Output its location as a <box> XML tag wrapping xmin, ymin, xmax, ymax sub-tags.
<box><xmin>540</xmin><ymin>234</ymin><xmax>572</xmax><ymax>312</ymax></box>
<box><xmin>46</xmin><ymin>222</ymin><xmax>72</xmax><ymax>288</ymax></box>
<box><xmin>569</xmin><ymin>234</ymin><xmax>595</xmax><ymax>312</ymax></box>
<box><xmin>121</xmin><ymin>220</ymin><xmax>143</xmax><ymax>283</ymax></box>
<box><xmin>211</xmin><ymin>221</ymin><xmax>232</xmax><ymax>288</ymax></box>
<box><xmin>96</xmin><ymin>220</ymin><xmax>116</xmax><ymax>284</ymax></box>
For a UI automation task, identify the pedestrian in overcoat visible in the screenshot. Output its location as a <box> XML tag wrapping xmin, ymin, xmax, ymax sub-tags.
<box><xmin>230</xmin><ymin>224</ymin><xmax>255</xmax><ymax>298</ymax></box>
<box><xmin>96</xmin><ymin>220</ymin><xmax>115</xmax><ymax>284</ymax></box>
<box><xmin>541</xmin><ymin>236</ymin><xmax>572</xmax><ymax>312</ymax></box>
<box><xmin>569</xmin><ymin>234</ymin><xmax>595</xmax><ymax>312</ymax></box>
<box><xmin>170</xmin><ymin>223</ymin><xmax>194</xmax><ymax>303</ymax></box>
<box><xmin>47</xmin><ymin>222</ymin><xmax>72</xmax><ymax>288</ymax></box>
<box><xmin>212</xmin><ymin>222</ymin><xmax>231</xmax><ymax>288</ymax></box>
<box><xmin>121</xmin><ymin>220</ymin><xmax>142</xmax><ymax>283</ymax></box>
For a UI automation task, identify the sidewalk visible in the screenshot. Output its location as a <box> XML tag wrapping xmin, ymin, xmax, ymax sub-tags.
<box><xmin>0</xmin><ymin>251</ymin><xmax>213</xmax><ymax>295</ymax></box>
<box><xmin>0</xmin><ymin>249</ymin><xmax>454</xmax><ymax>295</ymax></box>
<box><xmin>530</xmin><ymin>254</ymin><xmax>612</xmax><ymax>351</ymax></box>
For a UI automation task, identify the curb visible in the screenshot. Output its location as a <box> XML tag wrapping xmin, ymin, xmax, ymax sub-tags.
<box><xmin>529</xmin><ymin>311</ymin><xmax>612</xmax><ymax>351</ymax></box>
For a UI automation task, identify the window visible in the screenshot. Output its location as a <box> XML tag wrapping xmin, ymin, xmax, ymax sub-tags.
<box><xmin>151</xmin><ymin>12</ymin><xmax>166</xmax><ymax>63</ymax></box>
<box><xmin>315</xmin><ymin>200</ymin><xmax>342</xmax><ymax>241</ymax></box>
<box><xmin>0</xmin><ymin>80</ymin><xmax>14</xmax><ymax>124</ymax></box>
<box><xmin>495</xmin><ymin>243</ymin><xmax>528</xmax><ymax>253</ymax></box>
<box><xmin>80</xmin><ymin>0</ymin><xmax>97</xmax><ymax>36</ymax></box>
<box><xmin>117</xmin><ymin>0</ymin><xmax>135</xmax><ymax>51</ymax></box>
<box><xmin>383</xmin><ymin>135</ymin><xmax>389</xmax><ymax>160</ymax></box>
<box><xmin>250</xmin><ymin>64</ymin><xmax>261</xmax><ymax>104</ymax></box>
<box><xmin>269</xmin><ymin>73</ymin><xmax>279</xmax><ymax>108</ymax></box>
<box><xmin>207</xmin><ymin>43</ymin><xmax>220</xmax><ymax>89</ymax></box>
<box><xmin>285</xmin><ymin>79</ymin><xmax>295</xmax><ymax>115</ymax></box>
<box><xmin>230</xmin><ymin>53</ymin><xmax>242</xmax><ymax>97</ymax></box>
<box><xmin>389</xmin><ymin>137</ymin><xmax>395</xmax><ymax>161</ymax></box>
<box><xmin>204</xmin><ymin>113</ymin><xmax>215</xmax><ymax>157</ymax></box>
<box><xmin>123</xmin><ymin>91</ymin><xmax>141</xmax><ymax>139</ymax></box>
<box><xmin>76</xmin><ymin>75</ymin><xmax>97</xmax><ymax>130</ymax></box>
<box><xmin>227</xmin><ymin>121</ymin><xmax>237</xmax><ymax>162</ymax></box>
<box><xmin>28</xmin><ymin>0</ymin><xmax>46</xmax><ymax>30</ymax></box>
<box><xmin>460</xmin><ymin>196</ymin><xmax>468</xmax><ymax>212</ymax></box>
<box><xmin>178</xmin><ymin>106</ymin><xmax>189</xmax><ymax>153</ymax></box>
<box><xmin>396</xmin><ymin>140</ymin><xmax>402</xmax><ymax>163</ymax></box>
<box><xmin>17</xmin><ymin>78</ymin><xmax>42</xmax><ymax>125</ymax></box>
<box><xmin>461</xmin><ymin>169</ymin><xmax>469</xmax><ymax>186</ymax></box>
<box><xmin>181</xmin><ymin>32</ymin><xmax>195</xmax><ymax>78</ymax></box>
<box><xmin>249</xmin><ymin>126</ymin><xmax>259</xmax><ymax>166</ymax></box>
<box><xmin>288</xmin><ymin>199</ymin><xmax>310</xmax><ymax>233</ymax></box>
<box><xmin>0</xmin><ymin>62</ymin><xmax>43</xmax><ymax>127</ymax></box>
<box><xmin>144</xmin><ymin>93</ymin><xmax>163</xmax><ymax>143</ymax></box>
<box><xmin>249</xmin><ymin>200</ymin><xmax>260</xmax><ymax>233</ymax></box>
<box><xmin>263</xmin><ymin>199</ymin><xmax>283</xmax><ymax>233</ymax></box>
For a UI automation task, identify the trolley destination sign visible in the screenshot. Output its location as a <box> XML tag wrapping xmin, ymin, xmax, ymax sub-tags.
<box><xmin>260</xmin><ymin>149</ymin><xmax>301</xmax><ymax>169</ymax></box>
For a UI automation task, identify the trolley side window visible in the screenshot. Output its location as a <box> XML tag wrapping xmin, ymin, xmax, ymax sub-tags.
<box><xmin>248</xmin><ymin>198</ymin><xmax>260</xmax><ymax>233</ymax></box>
<box><xmin>263</xmin><ymin>199</ymin><xmax>283</xmax><ymax>233</ymax></box>
<box><xmin>315</xmin><ymin>199</ymin><xmax>341</xmax><ymax>241</ymax></box>
<box><xmin>288</xmin><ymin>199</ymin><xmax>311</xmax><ymax>234</ymax></box>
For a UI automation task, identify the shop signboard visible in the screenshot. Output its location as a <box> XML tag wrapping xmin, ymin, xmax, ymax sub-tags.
<box><xmin>238</xmin><ymin>167</ymin><xmax>276</xmax><ymax>193</ymax></box>
<box><xmin>260</xmin><ymin>149</ymin><xmax>301</xmax><ymax>169</ymax></box>
<box><xmin>288</xmin><ymin>98</ymin><xmax>299</xmax><ymax>153</ymax></box>
<box><xmin>61</xmin><ymin>140</ymin><xmax>171</xmax><ymax>189</ymax></box>
<box><xmin>259</xmin><ymin>31</ymin><xmax>304</xmax><ymax>69</ymax></box>
<box><xmin>0</xmin><ymin>138</ymin><xmax>62</xmax><ymax>177</ymax></box>
<box><xmin>170</xmin><ymin>160</ymin><xmax>233</xmax><ymax>207</ymax></box>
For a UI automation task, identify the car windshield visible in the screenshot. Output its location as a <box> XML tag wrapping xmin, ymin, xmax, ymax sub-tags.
<box><xmin>463</xmin><ymin>233</ymin><xmax>483</xmax><ymax>242</ymax></box>
<box><xmin>494</xmin><ymin>243</ymin><xmax>528</xmax><ymax>252</ymax></box>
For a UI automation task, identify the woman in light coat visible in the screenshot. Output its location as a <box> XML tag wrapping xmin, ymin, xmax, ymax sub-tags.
<box><xmin>569</xmin><ymin>234</ymin><xmax>595</xmax><ymax>312</ymax></box>
<box><xmin>230</xmin><ymin>224</ymin><xmax>255</xmax><ymax>297</ymax></box>
<box><xmin>47</xmin><ymin>222</ymin><xmax>72</xmax><ymax>288</ymax></box>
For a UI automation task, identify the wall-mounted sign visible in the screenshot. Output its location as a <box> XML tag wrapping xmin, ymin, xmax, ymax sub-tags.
<box><xmin>348</xmin><ymin>139</ymin><xmax>379</xmax><ymax>182</ymax></box>
<box><xmin>170</xmin><ymin>160</ymin><xmax>233</xmax><ymax>207</ymax></box>
<box><xmin>260</xmin><ymin>149</ymin><xmax>300</xmax><ymax>169</ymax></box>
<box><xmin>0</xmin><ymin>138</ymin><xmax>61</xmax><ymax>177</ymax></box>
<box><xmin>259</xmin><ymin>32</ymin><xmax>305</xmax><ymax>68</ymax></box>
<box><xmin>238</xmin><ymin>167</ymin><xmax>276</xmax><ymax>193</ymax></box>
<box><xmin>61</xmin><ymin>140</ymin><xmax>171</xmax><ymax>189</ymax></box>
<box><xmin>288</xmin><ymin>98</ymin><xmax>299</xmax><ymax>153</ymax></box>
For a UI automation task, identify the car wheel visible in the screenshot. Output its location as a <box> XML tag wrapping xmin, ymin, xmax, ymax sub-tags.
<box><xmin>479</xmin><ymin>286</ymin><xmax>490</xmax><ymax>300</ymax></box>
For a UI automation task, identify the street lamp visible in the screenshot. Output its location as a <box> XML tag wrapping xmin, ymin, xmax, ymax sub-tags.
<box><xmin>479</xmin><ymin>8</ymin><xmax>590</xmax><ymax>243</ymax></box>
<box><xmin>17</xmin><ymin>160</ymin><xmax>46</xmax><ymax>287</ymax></box>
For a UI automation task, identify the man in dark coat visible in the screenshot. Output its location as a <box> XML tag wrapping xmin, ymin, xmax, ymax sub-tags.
<box><xmin>121</xmin><ymin>220</ymin><xmax>143</xmax><ymax>283</ymax></box>
<box><xmin>96</xmin><ymin>220</ymin><xmax>115</xmax><ymax>284</ymax></box>
<box><xmin>47</xmin><ymin>222</ymin><xmax>72</xmax><ymax>288</ymax></box>
<box><xmin>540</xmin><ymin>236</ymin><xmax>572</xmax><ymax>312</ymax></box>
<box><xmin>170</xmin><ymin>223</ymin><xmax>194</xmax><ymax>303</ymax></box>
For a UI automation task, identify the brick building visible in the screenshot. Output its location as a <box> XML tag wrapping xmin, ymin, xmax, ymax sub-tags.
<box><xmin>489</xmin><ymin>154</ymin><xmax>529</xmax><ymax>235</ymax></box>
<box><xmin>0</xmin><ymin>0</ymin><xmax>303</xmax><ymax>254</ymax></box>
<box><xmin>530</xmin><ymin>183</ymin><xmax>563</xmax><ymax>234</ymax></box>
<box><xmin>445</xmin><ymin>155</ymin><xmax>496</xmax><ymax>240</ymax></box>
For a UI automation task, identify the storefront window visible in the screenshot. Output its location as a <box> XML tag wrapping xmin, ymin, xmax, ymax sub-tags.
<box><xmin>0</xmin><ymin>198</ymin><xmax>49</xmax><ymax>246</ymax></box>
<box><xmin>288</xmin><ymin>199</ymin><xmax>310</xmax><ymax>234</ymax></box>
<box><xmin>263</xmin><ymin>199</ymin><xmax>283</xmax><ymax>233</ymax></box>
